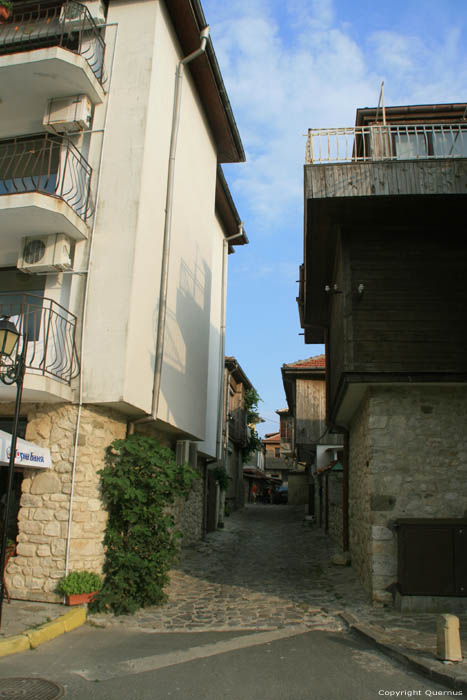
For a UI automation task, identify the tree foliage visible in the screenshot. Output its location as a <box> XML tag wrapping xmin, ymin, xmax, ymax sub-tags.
<box><xmin>90</xmin><ymin>435</ymin><xmax>198</xmax><ymax>615</ymax></box>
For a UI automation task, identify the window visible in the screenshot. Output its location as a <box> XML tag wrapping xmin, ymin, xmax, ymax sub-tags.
<box><xmin>0</xmin><ymin>136</ymin><xmax>60</xmax><ymax>196</ymax></box>
<box><xmin>274</xmin><ymin>448</ymin><xmax>280</xmax><ymax>458</ymax></box>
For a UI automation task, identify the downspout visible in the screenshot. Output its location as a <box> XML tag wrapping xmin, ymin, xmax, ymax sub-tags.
<box><xmin>324</xmin><ymin>328</ymin><xmax>350</xmax><ymax>553</ymax></box>
<box><xmin>150</xmin><ymin>26</ymin><xmax>210</xmax><ymax>421</ymax></box>
<box><xmin>215</xmin><ymin>226</ymin><xmax>244</xmax><ymax>460</ymax></box>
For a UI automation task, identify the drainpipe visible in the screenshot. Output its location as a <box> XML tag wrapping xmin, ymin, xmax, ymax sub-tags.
<box><xmin>215</xmin><ymin>226</ymin><xmax>244</xmax><ymax>459</ymax></box>
<box><xmin>150</xmin><ymin>26</ymin><xmax>210</xmax><ymax>421</ymax></box>
<box><xmin>325</xmin><ymin>329</ymin><xmax>350</xmax><ymax>553</ymax></box>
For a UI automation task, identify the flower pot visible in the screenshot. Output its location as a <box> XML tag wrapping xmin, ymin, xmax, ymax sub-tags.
<box><xmin>66</xmin><ymin>591</ymin><xmax>97</xmax><ymax>606</ymax></box>
<box><xmin>0</xmin><ymin>6</ymin><xmax>12</xmax><ymax>21</ymax></box>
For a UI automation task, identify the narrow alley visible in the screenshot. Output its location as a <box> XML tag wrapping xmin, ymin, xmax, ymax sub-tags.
<box><xmin>89</xmin><ymin>505</ymin><xmax>366</xmax><ymax>633</ymax></box>
<box><xmin>0</xmin><ymin>506</ymin><xmax>458</xmax><ymax>700</ymax></box>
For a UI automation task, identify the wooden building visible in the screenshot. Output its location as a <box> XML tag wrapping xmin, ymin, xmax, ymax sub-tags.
<box><xmin>281</xmin><ymin>356</ymin><xmax>343</xmax><ymax>516</ymax></box>
<box><xmin>298</xmin><ymin>103</ymin><xmax>467</xmax><ymax>606</ymax></box>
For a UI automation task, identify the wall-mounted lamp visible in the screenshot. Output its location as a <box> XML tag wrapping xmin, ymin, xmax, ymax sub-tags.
<box><xmin>324</xmin><ymin>284</ymin><xmax>342</xmax><ymax>295</ymax></box>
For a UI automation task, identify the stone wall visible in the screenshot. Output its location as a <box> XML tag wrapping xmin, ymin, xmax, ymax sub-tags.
<box><xmin>327</xmin><ymin>472</ymin><xmax>343</xmax><ymax>548</ymax></box>
<box><xmin>177</xmin><ymin>456</ymin><xmax>206</xmax><ymax>546</ymax></box>
<box><xmin>348</xmin><ymin>392</ymin><xmax>373</xmax><ymax>598</ymax></box>
<box><xmin>349</xmin><ymin>386</ymin><xmax>467</xmax><ymax>606</ymax></box>
<box><xmin>6</xmin><ymin>403</ymin><xmax>126</xmax><ymax>602</ymax></box>
<box><xmin>288</xmin><ymin>472</ymin><xmax>308</xmax><ymax>506</ymax></box>
<box><xmin>314</xmin><ymin>472</ymin><xmax>343</xmax><ymax>548</ymax></box>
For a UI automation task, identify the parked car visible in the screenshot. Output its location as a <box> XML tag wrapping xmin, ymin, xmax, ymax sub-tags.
<box><xmin>274</xmin><ymin>485</ymin><xmax>288</xmax><ymax>504</ymax></box>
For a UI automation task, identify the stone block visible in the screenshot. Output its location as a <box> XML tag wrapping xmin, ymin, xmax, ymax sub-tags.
<box><xmin>37</xmin><ymin>545</ymin><xmax>51</xmax><ymax>557</ymax></box>
<box><xmin>16</xmin><ymin>543</ymin><xmax>36</xmax><ymax>557</ymax></box>
<box><xmin>44</xmin><ymin>522</ymin><xmax>61</xmax><ymax>537</ymax></box>
<box><xmin>88</xmin><ymin>499</ymin><xmax>103</xmax><ymax>512</ymax></box>
<box><xmin>33</xmin><ymin>508</ymin><xmax>54</xmax><ymax>521</ymax></box>
<box><xmin>50</xmin><ymin>494</ymin><xmax>68</xmax><ymax>502</ymax></box>
<box><xmin>20</xmin><ymin>521</ymin><xmax>43</xmax><ymax>535</ymax></box>
<box><xmin>370</xmin><ymin>495</ymin><xmax>396</xmax><ymax>512</ymax></box>
<box><xmin>372</xmin><ymin>555</ymin><xmax>397</xmax><ymax>576</ymax></box>
<box><xmin>371</xmin><ymin>525</ymin><xmax>393</xmax><ymax>541</ymax></box>
<box><xmin>31</xmin><ymin>472</ymin><xmax>61</xmax><ymax>495</ymax></box>
<box><xmin>54</xmin><ymin>509</ymin><xmax>70</xmax><ymax>521</ymax></box>
<box><xmin>51</xmin><ymin>540</ymin><xmax>66</xmax><ymax>556</ymax></box>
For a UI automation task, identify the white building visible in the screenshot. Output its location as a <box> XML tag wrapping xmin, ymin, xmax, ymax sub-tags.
<box><xmin>0</xmin><ymin>0</ymin><xmax>246</xmax><ymax>601</ymax></box>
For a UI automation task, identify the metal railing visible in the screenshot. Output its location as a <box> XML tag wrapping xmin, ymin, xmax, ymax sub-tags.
<box><xmin>0</xmin><ymin>134</ymin><xmax>93</xmax><ymax>222</ymax></box>
<box><xmin>306</xmin><ymin>123</ymin><xmax>467</xmax><ymax>164</ymax></box>
<box><xmin>0</xmin><ymin>0</ymin><xmax>106</xmax><ymax>85</ymax></box>
<box><xmin>0</xmin><ymin>293</ymin><xmax>80</xmax><ymax>384</ymax></box>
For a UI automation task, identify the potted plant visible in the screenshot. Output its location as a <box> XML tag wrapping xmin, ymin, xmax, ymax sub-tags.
<box><xmin>0</xmin><ymin>1</ymin><xmax>13</xmax><ymax>22</ymax></box>
<box><xmin>57</xmin><ymin>571</ymin><xmax>102</xmax><ymax>606</ymax></box>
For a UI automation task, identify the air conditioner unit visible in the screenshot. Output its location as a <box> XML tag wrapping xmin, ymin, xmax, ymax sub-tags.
<box><xmin>17</xmin><ymin>234</ymin><xmax>73</xmax><ymax>273</ymax></box>
<box><xmin>43</xmin><ymin>95</ymin><xmax>92</xmax><ymax>134</ymax></box>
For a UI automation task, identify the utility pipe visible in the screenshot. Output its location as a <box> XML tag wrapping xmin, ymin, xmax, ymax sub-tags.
<box><xmin>215</xmin><ymin>225</ymin><xmax>245</xmax><ymax>460</ymax></box>
<box><xmin>151</xmin><ymin>26</ymin><xmax>210</xmax><ymax>421</ymax></box>
<box><xmin>64</xmin><ymin>21</ymin><xmax>119</xmax><ymax>578</ymax></box>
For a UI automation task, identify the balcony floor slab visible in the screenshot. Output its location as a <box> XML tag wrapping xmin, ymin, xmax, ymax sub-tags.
<box><xmin>0</xmin><ymin>191</ymin><xmax>89</xmax><ymax>241</ymax></box>
<box><xmin>0</xmin><ymin>46</ymin><xmax>104</xmax><ymax>139</ymax></box>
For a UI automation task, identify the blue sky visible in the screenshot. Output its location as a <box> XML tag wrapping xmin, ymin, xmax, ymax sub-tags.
<box><xmin>202</xmin><ymin>0</ymin><xmax>467</xmax><ymax>436</ymax></box>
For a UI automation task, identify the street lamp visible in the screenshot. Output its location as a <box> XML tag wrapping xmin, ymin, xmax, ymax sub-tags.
<box><xmin>0</xmin><ymin>316</ymin><xmax>27</xmax><ymax>627</ymax></box>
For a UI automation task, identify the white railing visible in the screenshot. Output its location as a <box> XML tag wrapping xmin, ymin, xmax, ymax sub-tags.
<box><xmin>305</xmin><ymin>123</ymin><xmax>467</xmax><ymax>164</ymax></box>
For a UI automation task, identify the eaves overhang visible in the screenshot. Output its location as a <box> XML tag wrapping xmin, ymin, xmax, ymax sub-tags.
<box><xmin>163</xmin><ymin>0</ymin><xmax>245</xmax><ymax>164</ymax></box>
<box><xmin>225</xmin><ymin>356</ymin><xmax>253</xmax><ymax>391</ymax></box>
<box><xmin>216</xmin><ymin>166</ymin><xmax>248</xmax><ymax>252</ymax></box>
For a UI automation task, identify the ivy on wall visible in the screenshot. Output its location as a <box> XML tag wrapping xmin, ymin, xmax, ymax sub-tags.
<box><xmin>90</xmin><ymin>435</ymin><xmax>198</xmax><ymax>615</ymax></box>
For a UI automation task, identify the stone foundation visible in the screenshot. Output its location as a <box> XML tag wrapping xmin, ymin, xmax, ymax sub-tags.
<box><xmin>6</xmin><ymin>403</ymin><xmax>126</xmax><ymax>602</ymax></box>
<box><xmin>5</xmin><ymin>405</ymin><xmax>207</xmax><ymax>601</ymax></box>
<box><xmin>349</xmin><ymin>385</ymin><xmax>467</xmax><ymax>606</ymax></box>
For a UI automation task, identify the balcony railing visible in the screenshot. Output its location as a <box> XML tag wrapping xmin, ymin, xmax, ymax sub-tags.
<box><xmin>306</xmin><ymin>123</ymin><xmax>467</xmax><ymax>165</ymax></box>
<box><xmin>0</xmin><ymin>293</ymin><xmax>79</xmax><ymax>384</ymax></box>
<box><xmin>0</xmin><ymin>0</ymin><xmax>106</xmax><ymax>85</ymax></box>
<box><xmin>0</xmin><ymin>134</ymin><xmax>93</xmax><ymax>222</ymax></box>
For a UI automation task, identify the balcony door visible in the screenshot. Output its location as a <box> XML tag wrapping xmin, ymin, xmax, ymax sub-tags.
<box><xmin>0</xmin><ymin>268</ymin><xmax>45</xmax><ymax>342</ymax></box>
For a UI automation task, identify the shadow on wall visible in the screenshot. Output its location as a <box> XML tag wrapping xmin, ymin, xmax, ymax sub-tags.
<box><xmin>156</xmin><ymin>252</ymin><xmax>218</xmax><ymax>440</ymax></box>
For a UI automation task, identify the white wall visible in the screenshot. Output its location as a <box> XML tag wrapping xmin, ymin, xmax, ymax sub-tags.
<box><xmin>83</xmin><ymin>0</ymin><xmax>225</xmax><ymax>445</ymax></box>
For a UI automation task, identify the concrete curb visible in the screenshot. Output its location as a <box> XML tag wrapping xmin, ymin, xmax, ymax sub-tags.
<box><xmin>0</xmin><ymin>607</ymin><xmax>87</xmax><ymax>658</ymax></box>
<box><xmin>340</xmin><ymin>611</ymin><xmax>467</xmax><ymax>693</ymax></box>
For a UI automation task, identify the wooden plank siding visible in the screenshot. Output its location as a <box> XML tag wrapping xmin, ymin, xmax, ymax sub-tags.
<box><xmin>345</xmin><ymin>227</ymin><xmax>467</xmax><ymax>374</ymax></box>
<box><xmin>305</xmin><ymin>159</ymin><xmax>467</xmax><ymax>200</ymax></box>
<box><xmin>295</xmin><ymin>377</ymin><xmax>326</xmax><ymax>444</ymax></box>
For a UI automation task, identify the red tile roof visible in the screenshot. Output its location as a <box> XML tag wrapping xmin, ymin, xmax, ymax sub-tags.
<box><xmin>284</xmin><ymin>354</ymin><xmax>325</xmax><ymax>369</ymax></box>
<box><xmin>263</xmin><ymin>432</ymin><xmax>280</xmax><ymax>444</ymax></box>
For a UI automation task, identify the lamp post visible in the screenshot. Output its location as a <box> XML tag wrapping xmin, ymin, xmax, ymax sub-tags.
<box><xmin>0</xmin><ymin>316</ymin><xmax>26</xmax><ymax>627</ymax></box>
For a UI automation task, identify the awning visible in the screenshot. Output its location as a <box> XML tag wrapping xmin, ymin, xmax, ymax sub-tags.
<box><xmin>0</xmin><ymin>430</ymin><xmax>51</xmax><ymax>469</ymax></box>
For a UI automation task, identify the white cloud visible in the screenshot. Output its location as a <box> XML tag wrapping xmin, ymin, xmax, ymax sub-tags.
<box><xmin>205</xmin><ymin>0</ymin><xmax>378</xmax><ymax>232</ymax></box>
<box><xmin>205</xmin><ymin>0</ymin><xmax>467</xmax><ymax>237</ymax></box>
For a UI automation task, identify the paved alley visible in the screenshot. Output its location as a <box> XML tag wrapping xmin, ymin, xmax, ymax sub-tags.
<box><xmin>89</xmin><ymin>505</ymin><xmax>367</xmax><ymax>633</ymax></box>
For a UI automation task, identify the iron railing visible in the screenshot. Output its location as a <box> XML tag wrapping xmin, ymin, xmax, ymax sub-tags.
<box><xmin>0</xmin><ymin>293</ymin><xmax>79</xmax><ymax>384</ymax></box>
<box><xmin>306</xmin><ymin>123</ymin><xmax>467</xmax><ymax>164</ymax></box>
<box><xmin>0</xmin><ymin>134</ymin><xmax>93</xmax><ymax>222</ymax></box>
<box><xmin>0</xmin><ymin>0</ymin><xmax>106</xmax><ymax>85</ymax></box>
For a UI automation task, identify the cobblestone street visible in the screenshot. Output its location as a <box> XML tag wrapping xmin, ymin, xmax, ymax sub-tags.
<box><xmin>89</xmin><ymin>505</ymin><xmax>367</xmax><ymax>633</ymax></box>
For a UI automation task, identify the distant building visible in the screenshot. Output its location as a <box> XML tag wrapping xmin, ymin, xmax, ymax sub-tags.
<box><xmin>282</xmin><ymin>355</ymin><xmax>342</xmax><ymax>512</ymax></box>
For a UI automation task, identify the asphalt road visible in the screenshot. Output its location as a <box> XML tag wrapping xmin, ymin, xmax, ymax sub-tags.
<box><xmin>0</xmin><ymin>625</ymin><xmax>454</xmax><ymax>700</ymax></box>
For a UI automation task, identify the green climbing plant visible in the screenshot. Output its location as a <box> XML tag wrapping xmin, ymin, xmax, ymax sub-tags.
<box><xmin>89</xmin><ymin>435</ymin><xmax>198</xmax><ymax>615</ymax></box>
<box><xmin>242</xmin><ymin>388</ymin><xmax>263</xmax><ymax>463</ymax></box>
